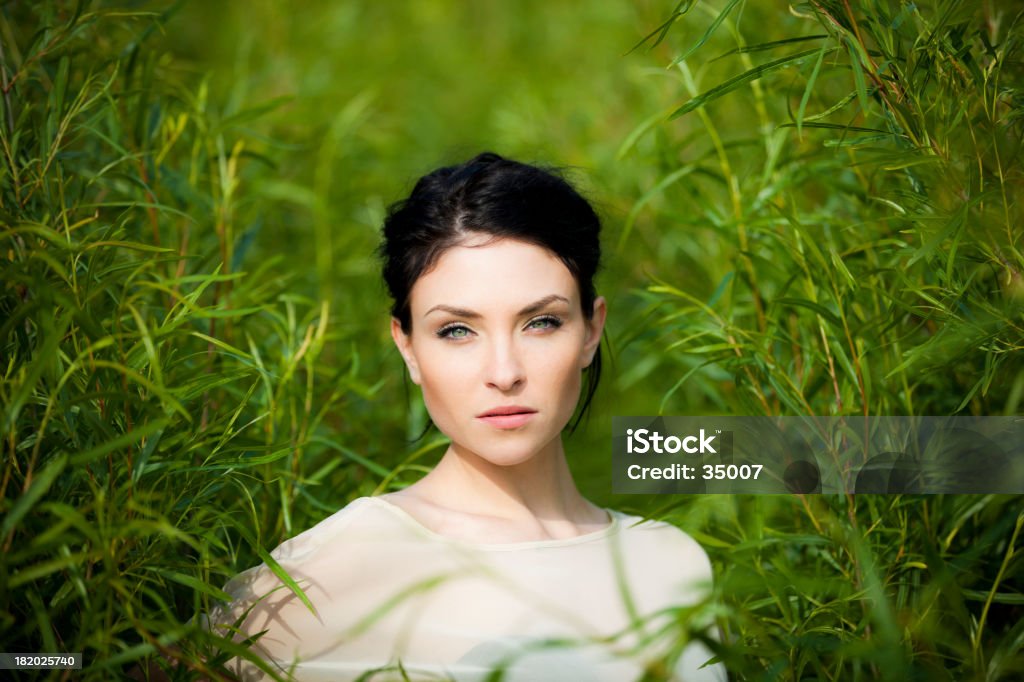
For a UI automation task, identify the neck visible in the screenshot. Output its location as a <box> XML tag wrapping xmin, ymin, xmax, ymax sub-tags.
<box><xmin>416</xmin><ymin>436</ymin><xmax>593</xmax><ymax>523</ymax></box>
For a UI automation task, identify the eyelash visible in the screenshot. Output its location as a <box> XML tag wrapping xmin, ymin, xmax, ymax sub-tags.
<box><xmin>435</xmin><ymin>315</ymin><xmax>563</xmax><ymax>340</ymax></box>
<box><xmin>527</xmin><ymin>315</ymin><xmax>563</xmax><ymax>331</ymax></box>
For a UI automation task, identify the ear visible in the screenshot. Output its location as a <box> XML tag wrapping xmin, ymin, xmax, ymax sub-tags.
<box><xmin>390</xmin><ymin>317</ymin><xmax>422</xmax><ymax>385</ymax></box>
<box><xmin>580</xmin><ymin>296</ymin><xmax>606</xmax><ymax>369</ymax></box>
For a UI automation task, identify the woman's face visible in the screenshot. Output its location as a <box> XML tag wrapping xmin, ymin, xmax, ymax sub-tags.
<box><xmin>391</xmin><ymin>236</ymin><xmax>605</xmax><ymax>467</ymax></box>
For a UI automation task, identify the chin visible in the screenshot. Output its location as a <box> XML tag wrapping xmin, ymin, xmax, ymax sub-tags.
<box><xmin>461</xmin><ymin>440</ymin><xmax>547</xmax><ymax>468</ymax></box>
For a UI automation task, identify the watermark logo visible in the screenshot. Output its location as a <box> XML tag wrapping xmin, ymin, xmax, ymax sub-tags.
<box><xmin>626</xmin><ymin>428</ymin><xmax>718</xmax><ymax>454</ymax></box>
<box><xmin>613</xmin><ymin>416</ymin><xmax>1024</xmax><ymax>494</ymax></box>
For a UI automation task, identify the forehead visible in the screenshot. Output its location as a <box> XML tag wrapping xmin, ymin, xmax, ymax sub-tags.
<box><xmin>409</xmin><ymin>237</ymin><xmax>579</xmax><ymax>312</ymax></box>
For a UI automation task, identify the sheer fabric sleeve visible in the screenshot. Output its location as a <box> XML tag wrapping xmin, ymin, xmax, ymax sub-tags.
<box><xmin>201</xmin><ymin>508</ymin><xmax>367</xmax><ymax>681</ymax></box>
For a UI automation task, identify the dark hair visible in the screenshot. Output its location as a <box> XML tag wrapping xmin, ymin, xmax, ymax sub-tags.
<box><xmin>378</xmin><ymin>151</ymin><xmax>603</xmax><ymax>431</ymax></box>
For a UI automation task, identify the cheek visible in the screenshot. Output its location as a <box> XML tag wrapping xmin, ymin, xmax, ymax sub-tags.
<box><xmin>414</xmin><ymin>348</ymin><xmax>473</xmax><ymax>427</ymax></box>
<box><xmin>532</xmin><ymin>343</ymin><xmax>584</xmax><ymax>402</ymax></box>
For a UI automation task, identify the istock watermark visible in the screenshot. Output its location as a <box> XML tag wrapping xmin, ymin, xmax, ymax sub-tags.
<box><xmin>625</xmin><ymin>428</ymin><xmax>720</xmax><ymax>454</ymax></box>
<box><xmin>612</xmin><ymin>416</ymin><xmax>1024</xmax><ymax>494</ymax></box>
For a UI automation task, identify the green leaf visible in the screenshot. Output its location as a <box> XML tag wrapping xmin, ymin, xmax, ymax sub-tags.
<box><xmin>962</xmin><ymin>589</ymin><xmax>1024</xmax><ymax>605</ymax></box>
<box><xmin>617</xmin><ymin>164</ymin><xmax>696</xmax><ymax>252</ymax></box>
<box><xmin>255</xmin><ymin>546</ymin><xmax>316</xmax><ymax>615</ymax></box>
<box><xmin>3</xmin><ymin>311</ymin><xmax>72</xmax><ymax>435</ymax></box>
<box><xmin>616</xmin><ymin>105</ymin><xmax>676</xmax><ymax>160</ymax></box>
<box><xmin>307</xmin><ymin>436</ymin><xmax>392</xmax><ymax>478</ymax></box>
<box><xmin>10</xmin><ymin>551</ymin><xmax>95</xmax><ymax>588</ymax></box>
<box><xmin>147</xmin><ymin>568</ymin><xmax>233</xmax><ymax>601</ymax></box>
<box><xmin>845</xmin><ymin>36</ymin><xmax>871</xmax><ymax>116</ymax></box>
<box><xmin>625</xmin><ymin>0</ymin><xmax>697</xmax><ymax>55</ymax></box>
<box><xmin>712</xmin><ymin>34</ymin><xmax>830</xmax><ymax>61</ymax></box>
<box><xmin>673</xmin><ymin>0</ymin><xmax>743</xmax><ymax>65</ymax></box>
<box><xmin>1</xmin><ymin>455</ymin><xmax>69</xmax><ymax>539</ymax></box>
<box><xmin>777</xmin><ymin>121</ymin><xmax>896</xmax><ymax>135</ymax></box>
<box><xmin>797</xmin><ymin>42</ymin><xmax>830</xmax><ymax>137</ymax></box>
<box><xmin>69</xmin><ymin>418</ymin><xmax>171</xmax><ymax>465</ymax></box>
<box><xmin>773</xmin><ymin>297</ymin><xmax>842</xmax><ymax>329</ymax></box>
<box><xmin>671</xmin><ymin>48</ymin><xmax>836</xmax><ymax>119</ymax></box>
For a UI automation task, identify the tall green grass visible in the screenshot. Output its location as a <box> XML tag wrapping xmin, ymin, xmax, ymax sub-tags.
<box><xmin>0</xmin><ymin>4</ymin><xmax>385</xmax><ymax>679</ymax></box>
<box><xmin>619</xmin><ymin>1</ymin><xmax>1024</xmax><ymax>680</ymax></box>
<box><xmin>620</xmin><ymin>0</ymin><xmax>1023</xmax><ymax>418</ymax></box>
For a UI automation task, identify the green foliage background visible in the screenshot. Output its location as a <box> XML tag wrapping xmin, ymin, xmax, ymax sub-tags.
<box><xmin>1</xmin><ymin>0</ymin><xmax>1022</xmax><ymax>680</ymax></box>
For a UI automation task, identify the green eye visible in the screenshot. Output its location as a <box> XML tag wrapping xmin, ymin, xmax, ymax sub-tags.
<box><xmin>437</xmin><ymin>324</ymin><xmax>472</xmax><ymax>339</ymax></box>
<box><xmin>528</xmin><ymin>316</ymin><xmax>563</xmax><ymax>330</ymax></box>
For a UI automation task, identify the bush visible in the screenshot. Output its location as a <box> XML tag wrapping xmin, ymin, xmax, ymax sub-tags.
<box><xmin>623</xmin><ymin>1</ymin><xmax>1024</xmax><ymax>679</ymax></box>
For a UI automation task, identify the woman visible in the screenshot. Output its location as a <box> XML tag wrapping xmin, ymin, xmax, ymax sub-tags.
<box><xmin>206</xmin><ymin>153</ymin><xmax>726</xmax><ymax>682</ymax></box>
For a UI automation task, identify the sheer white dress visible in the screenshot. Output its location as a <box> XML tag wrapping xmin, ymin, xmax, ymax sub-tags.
<box><xmin>203</xmin><ymin>496</ymin><xmax>728</xmax><ymax>682</ymax></box>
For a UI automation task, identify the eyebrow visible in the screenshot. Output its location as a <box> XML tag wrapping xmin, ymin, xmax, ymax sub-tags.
<box><xmin>425</xmin><ymin>294</ymin><xmax>571</xmax><ymax>319</ymax></box>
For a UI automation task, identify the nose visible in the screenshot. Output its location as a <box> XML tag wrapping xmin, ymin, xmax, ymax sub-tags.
<box><xmin>485</xmin><ymin>337</ymin><xmax>525</xmax><ymax>392</ymax></box>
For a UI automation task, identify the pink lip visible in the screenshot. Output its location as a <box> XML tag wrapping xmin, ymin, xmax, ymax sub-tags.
<box><xmin>477</xmin><ymin>406</ymin><xmax>537</xmax><ymax>429</ymax></box>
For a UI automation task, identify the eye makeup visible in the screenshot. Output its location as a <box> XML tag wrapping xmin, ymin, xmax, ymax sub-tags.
<box><xmin>526</xmin><ymin>314</ymin><xmax>564</xmax><ymax>330</ymax></box>
<box><xmin>436</xmin><ymin>322</ymin><xmax>472</xmax><ymax>340</ymax></box>
<box><xmin>434</xmin><ymin>314</ymin><xmax>565</xmax><ymax>341</ymax></box>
